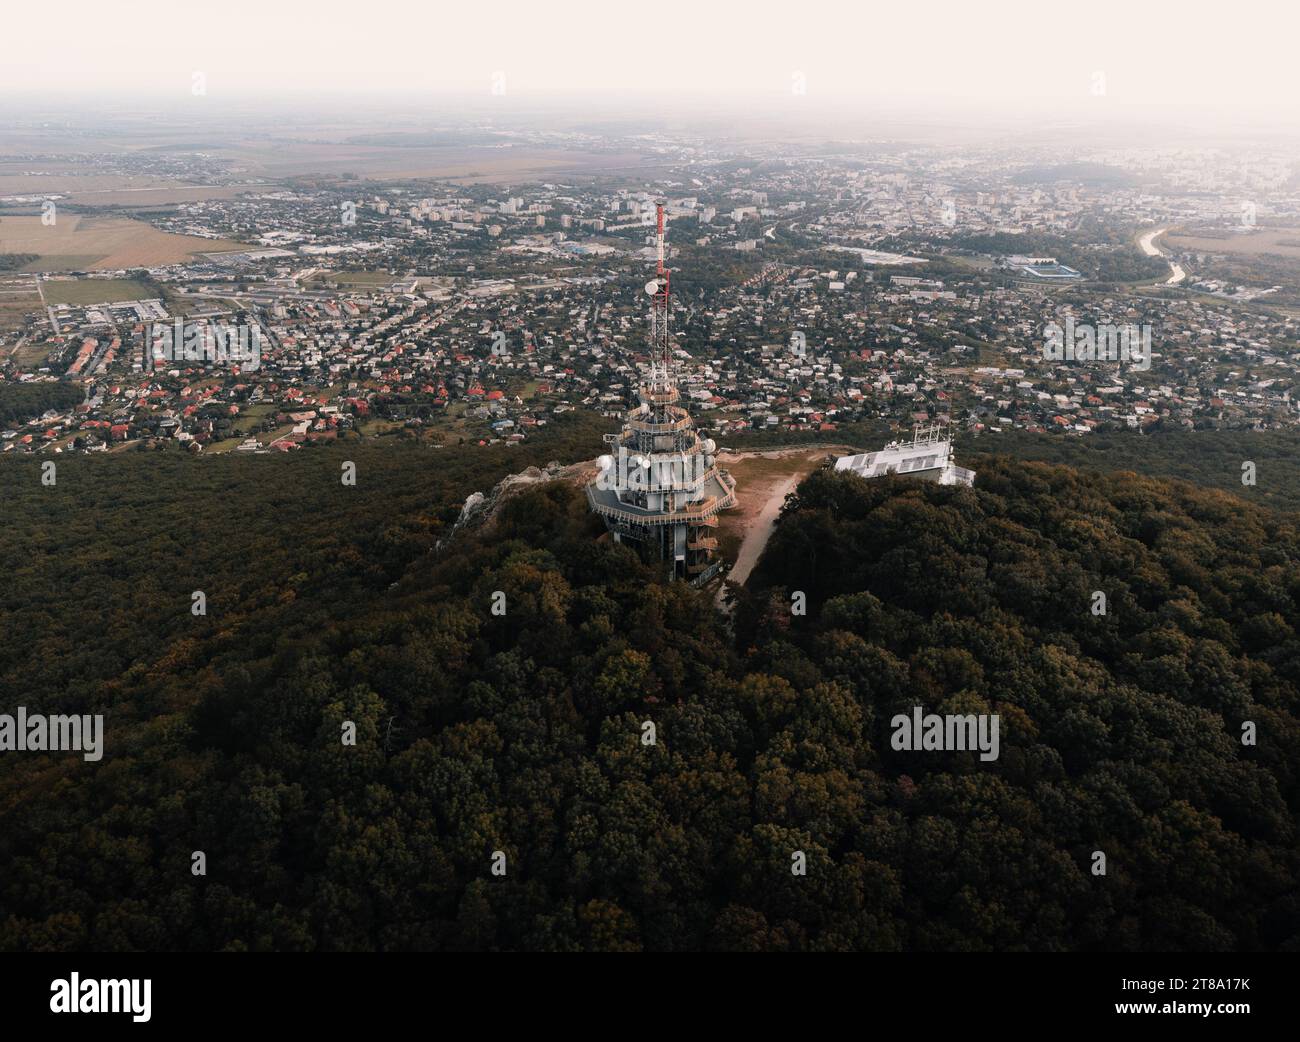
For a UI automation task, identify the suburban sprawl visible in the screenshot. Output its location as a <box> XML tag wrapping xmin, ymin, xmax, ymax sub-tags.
<box><xmin>4</xmin><ymin>131</ymin><xmax>1300</xmax><ymax>455</ymax></box>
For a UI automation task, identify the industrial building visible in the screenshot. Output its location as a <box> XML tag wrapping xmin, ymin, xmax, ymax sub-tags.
<box><xmin>834</xmin><ymin>424</ymin><xmax>976</xmax><ymax>486</ymax></box>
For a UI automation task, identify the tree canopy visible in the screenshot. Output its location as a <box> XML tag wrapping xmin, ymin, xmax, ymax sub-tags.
<box><xmin>0</xmin><ymin>425</ymin><xmax>1296</xmax><ymax>951</ymax></box>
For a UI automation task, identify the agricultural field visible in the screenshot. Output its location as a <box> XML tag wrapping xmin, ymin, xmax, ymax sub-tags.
<box><xmin>61</xmin><ymin>185</ymin><xmax>265</xmax><ymax>207</ymax></box>
<box><xmin>0</xmin><ymin>214</ymin><xmax>245</xmax><ymax>271</ymax></box>
<box><xmin>161</xmin><ymin>288</ymin><xmax>203</xmax><ymax>316</ymax></box>
<box><xmin>1166</xmin><ymin>226</ymin><xmax>1300</xmax><ymax>259</ymax></box>
<box><xmin>0</xmin><ymin>172</ymin><xmax>188</xmax><ymax>197</ymax></box>
<box><xmin>217</xmin><ymin>141</ymin><xmax>659</xmax><ymax>183</ymax></box>
<box><xmin>1165</xmin><ymin>225</ymin><xmax>1300</xmax><ymax>306</ymax></box>
<box><xmin>307</xmin><ymin>269</ymin><xmax>397</xmax><ymax>288</ymax></box>
<box><xmin>0</xmin><ymin>274</ymin><xmax>43</xmax><ymax>334</ymax></box>
<box><xmin>40</xmin><ymin>277</ymin><xmax>156</xmax><ymax>306</ymax></box>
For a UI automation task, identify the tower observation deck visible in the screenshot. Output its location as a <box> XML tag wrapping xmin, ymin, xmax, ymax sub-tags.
<box><xmin>586</xmin><ymin>202</ymin><xmax>737</xmax><ymax>582</ymax></box>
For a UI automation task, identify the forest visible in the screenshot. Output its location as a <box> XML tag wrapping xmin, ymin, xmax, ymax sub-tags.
<box><xmin>0</xmin><ymin>413</ymin><xmax>1296</xmax><ymax>951</ymax></box>
<box><xmin>940</xmin><ymin>230</ymin><xmax>1169</xmax><ymax>283</ymax></box>
<box><xmin>0</xmin><ymin>254</ymin><xmax>38</xmax><ymax>272</ymax></box>
<box><xmin>726</xmin><ymin>425</ymin><xmax>1300</xmax><ymax>513</ymax></box>
<box><xmin>0</xmin><ymin>381</ymin><xmax>83</xmax><ymax>427</ymax></box>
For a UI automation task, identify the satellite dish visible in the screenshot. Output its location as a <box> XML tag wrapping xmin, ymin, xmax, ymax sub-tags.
<box><xmin>644</xmin><ymin>279</ymin><xmax>660</xmax><ymax>296</ymax></box>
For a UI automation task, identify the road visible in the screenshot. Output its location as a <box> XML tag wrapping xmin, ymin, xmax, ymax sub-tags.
<box><xmin>32</xmin><ymin>274</ymin><xmax>61</xmax><ymax>334</ymax></box>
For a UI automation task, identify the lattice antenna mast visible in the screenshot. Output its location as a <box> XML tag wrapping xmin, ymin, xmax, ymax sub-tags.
<box><xmin>645</xmin><ymin>202</ymin><xmax>676</xmax><ymax>407</ymax></box>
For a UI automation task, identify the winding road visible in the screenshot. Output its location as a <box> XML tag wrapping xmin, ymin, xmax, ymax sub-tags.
<box><xmin>1139</xmin><ymin>227</ymin><xmax>1186</xmax><ymax>285</ymax></box>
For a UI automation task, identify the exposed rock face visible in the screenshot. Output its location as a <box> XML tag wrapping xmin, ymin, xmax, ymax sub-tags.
<box><xmin>453</xmin><ymin>459</ymin><xmax>600</xmax><ymax>534</ymax></box>
<box><xmin>456</xmin><ymin>492</ymin><xmax>486</xmax><ymax>526</ymax></box>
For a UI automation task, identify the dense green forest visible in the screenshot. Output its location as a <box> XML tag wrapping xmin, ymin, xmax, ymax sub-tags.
<box><xmin>0</xmin><ymin>414</ymin><xmax>1297</xmax><ymax>951</ymax></box>
<box><xmin>726</xmin><ymin>425</ymin><xmax>1300</xmax><ymax>512</ymax></box>
<box><xmin>0</xmin><ymin>381</ymin><xmax>83</xmax><ymax>427</ymax></box>
<box><xmin>977</xmin><ymin>428</ymin><xmax>1300</xmax><ymax>512</ymax></box>
<box><xmin>938</xmin><ymin>231</ymin><xmax>1168</xmax><ymax>283</ymax></box>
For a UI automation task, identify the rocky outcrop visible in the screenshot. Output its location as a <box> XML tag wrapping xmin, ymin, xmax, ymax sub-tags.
<box><xmin>451</xmin><ymin>458</ymin><xmax>600</xmax><ymax>535</ymax></box>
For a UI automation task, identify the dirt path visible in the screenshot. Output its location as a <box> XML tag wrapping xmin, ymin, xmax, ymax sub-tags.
<box><xmin>712</xmin><ymin>446</ymin><xmax>849</xmax><ymax>609</ymax></box>
<box><xmin>721</xmin><ymin>470</ymin><xmax>799</xmax><ymax>600</ymax></box>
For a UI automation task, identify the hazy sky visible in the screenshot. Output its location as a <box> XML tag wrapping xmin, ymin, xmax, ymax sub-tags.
<box><xmin>5</xmin><ymin>0</ymin><xmax>1297</xmax><ymax>120</ymax></box>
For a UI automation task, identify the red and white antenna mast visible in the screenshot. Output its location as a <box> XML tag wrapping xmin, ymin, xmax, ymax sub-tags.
<box><xmin>645</xmin><ymin>202</ymin><xmax>676</xmax><ymax>405</ymax></box>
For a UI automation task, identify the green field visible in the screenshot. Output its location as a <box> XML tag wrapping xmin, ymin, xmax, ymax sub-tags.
<box><xmin>0</xmin><ymin>275</ymin><xmax>42</xmax><ymax>333</ymax></box>
<box><xmin>18</xmin><ymin>255</ymin><xmax>103</xmax><ymax>273</ymax></box>
<box><xmin>40</xmin><ymin>278</ymin><xmax>156</xmax><ymax>306</ymax></box>
<box><xmin>307</xmin><ymin>269</ymin><xmax>395</xmax><ymax>288</ymax></box>
<box><xmin>160</xmin><ymin>288</ymin><xmax>203</xmax><ymax>316</ymax></box>
<box><xmin>10</xmin><ymin>340</ymin><xmax>51</xmax><ymax>367</ymax></box>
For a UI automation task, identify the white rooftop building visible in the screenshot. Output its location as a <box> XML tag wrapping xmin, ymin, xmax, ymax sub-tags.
<box><xmin>834</xmin><ymin>425</ymin><xmax>975</xmax><ymax>487</ymax></box>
